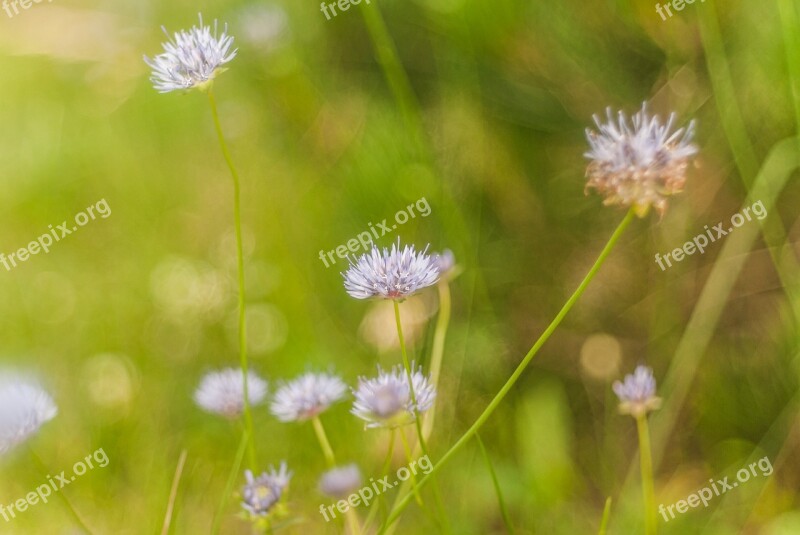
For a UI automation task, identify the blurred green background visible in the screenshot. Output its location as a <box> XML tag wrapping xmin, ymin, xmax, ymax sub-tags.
<box><xmin>2</xmin><ymin>0</ymin><xmax>800</xmax><ymax>533</ymax></box>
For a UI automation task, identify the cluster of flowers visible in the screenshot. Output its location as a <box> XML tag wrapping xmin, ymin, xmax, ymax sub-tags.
<box><xmin>192</xmin><ymin>243</ymin><xmax>454</xmax><ymax>518</ymax></box>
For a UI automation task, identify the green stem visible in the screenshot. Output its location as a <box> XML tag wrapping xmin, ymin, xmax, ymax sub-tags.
<box><xmin>363</xmin><ymin>429</ymin><xmax>397</xmax><ymax>531</ymax></box>
<box><xmin>398</xmin><ymin>428</ymin><xmax>425</xmax><ymax>507</ymax></box>
<box><xmin>636</xmin><ymin>416</ymin><xmax>656</xmax><ymax>535</ymax></box>
<box><xmin>312</xmin><ymin>416</ymin><xmax>337</xmax><ymax>469</ymax></box>
<box><xmin>211</xmin><ymin>430</ymin><xmax>249</xmax><ymax>535</ymax></box>
<box><xmin>598</xmin><ymin>497</ymin><xmax>612</xmax><ymax>535</ymax></box>
<box><xmin>379</xmin><ymin>209</ymin><xmax>635</xmax><ymax>532</ymax></box>
<box><xmin>423</xmin><ymin>281</ymin><xmax>451</xmax><ymax>439</ymax></box>
<box><xmin>207</xmin><ymin>87</ymin><xmax>256</xmax><ymax>470</ymax></box>
<box><xmin>476</xmin><ymin>434</ymin><xmax>515</xmax><ymax>534</ymax></box>
<box><xmin>28</xmin><ymin>448</ymin><xmax>95</xmax><ymax>534</ymax></box>
<box><xmin>392</xmin><ymin>300</ymin><xmax>451</xmax><ymax>533</ymax></box>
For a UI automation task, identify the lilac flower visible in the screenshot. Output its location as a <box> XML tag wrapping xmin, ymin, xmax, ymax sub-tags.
<box><xmin>270</xmin><ymin>372</ymin><xmax>347</xmax><ymax>422</ymax></box>
<box><xmin>241</xmin><ymin>463</ymin><xmax>292</xmax><ymax>517</ymax></box>
<box><xmin>0</xmin><ymin>378</ymin><xmax>57</xmax><ymax>454</ymax></box>
<box><xmin>613</xmin><ymin>365</ymin><xmax>662</xmax><ymax>417</ymax></box>
<box><xmin>194</xmin><ymin>368</ymin><xmax>268</xmax><ymax>419</ymax></box>
<box><xmin>351</xmin><ymin>363</ymin><xmax>436</xmax><ymax>428</ymax></box>
<box><xmin>343</xmin><ymin>241</ymin><xmax>439</xmax><ymax>300</ymax></box>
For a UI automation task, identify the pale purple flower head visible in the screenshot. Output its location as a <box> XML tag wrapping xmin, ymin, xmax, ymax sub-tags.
<box><xmin>194</xmin><ymin>368</ymin><xmax>268</xmax><ymax>419</ymax></box>
<box><xmin>343</xmin><ymin>241</ymin><xmax>439</xmax><ymax>300</ymax></box>
<box><xmin>0</xmin><ymin>377</ymin><xmax>57</xmax><ymax>454</ymax></box>
<box><xmin>241</xmin><ymin>462</ymin><xmax>292</xmax><ymax>517</ymax></box>
<box><xmin>351</xmin><ymin>363</ymin><xmax>436</xmax><ymax>428</ymax></box>
<box><xmin>270</xmin><ymin>372</ymin><xmax>347</xmax><ymax>422</ymax></box>
<box><xmin>318</xmin><ymin>464</ymin><xmax>362</xmax><ymax>498</ymax></box>
<box><xmin>144</xmin><ymin>13</ymin><xmax>237</xmax><ymax>93</ymax></box>
<box><xmin>585</xmin><ymin>103</ymin><xmax>697</xmax><ymax>217</ymax></box>
<box><xmin>613</xmin><ymin>365</ymin><xmax>662</xmax><ymax>417</ymax></box>
<box><xmin>432</xmin><ymin>249</ymin><xmax>456</xmax><ymax>280</ymax></box>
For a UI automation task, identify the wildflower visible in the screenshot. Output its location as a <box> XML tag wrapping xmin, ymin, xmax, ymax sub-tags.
<box><xmin>241</xmin><ymin>463</ymin><xmax>292</xmax><ymax>517</ymax></box>
<box><xmin>318</xmin><ymin>464</ymin><xmax>362</xmax><ymax>498</ymax></box>
<box><xmin>351</xmin><ymin>364</ymin><xmax>436</xmax><ymax>428</ymax></box>
<box><xmin>613</xmin><ymin>365</ymin><xmax>662</xmax><ymax>418</ymax></box>
<box><xmin>0</xmin><ymin>378</ymin><xmax>57</xmax><ymax>454</ymax></box>
<box><xmin>585</xmin><ymin>103</ymin><xmax>697</xmax><ymax>217</ymax></box>
<box><xmin>194</xmin><ymin>368</ymin><xmax>268</xmax><ymax>419</ymax></box>
<box><xmin>270</xmin><ymin>372</ymin><xmax>347</xmax><ymax>422</ymax></box>
<box><xmin>343</xmin><ymin>241</ymin><xmax>439</xmax><ymax>300</ymax></box>
<box><xmin>144</xmin><ymin>13</ymin><xmax>237</xmax><ymax>93</ymax></box>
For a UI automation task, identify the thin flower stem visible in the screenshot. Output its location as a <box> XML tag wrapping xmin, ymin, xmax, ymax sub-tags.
<box><xmin>398</xmin><ymin>427</ymin><xmax>425</xmax><ymax>507</ymax></box>
<box><xmin>312</xmin><ymin>416</ymin><xmax>337</xmax><ymax>469</ymax></box>
<box><xmin>161</xmin><ymin>449</ymin><xmax>188</xmax><ymax>535</ymax></box>
<box><xmin>379</xmin><ymin>209</ymin><xmax>636</xmax><ymax>533</ymax></box>
<box><xmin>423</xmin><ymin>281</ymin><xmax>451</xmax><ymax>439</ymax></box>
<box><xmin>598</xmin><ymin>497</ymin><xmax>612</xmax><ymax>535</ymax></box>
<box><xmin>392</xmin><ymin>300</ymin><xmax>451</xmax><ymax>533</ymax></box>
<box><xmin>312</xmin><ymin>417</ymin><xmax>363</xmax><ymax>535</ymax></box>
<box><xmin>207</xmin><ymin>87</ymin><xmax>256</xmax><ymax>470</ymax></box>
<box><xmin>211</xmin><ymin>430</ymin><xmax>250</xmax><ymax>535</ymax></box>
<box><xmin>636</xmin><ymin>416</ymin><xmax>657</xmax><ymax>535</ymax></box>
<box><xmin>364</xmin><ymin>429</ymin><xmax>397</xmax><ymax>531</ymax></box>
<box><xmin>476</xmin><ymin>434</ymin><xmax>515</xmax><ymax>534</ymax></box>
<box><xmin>28</xmin><ymin>448</ymin><xmax>95</xmax><ymax>535</ymax></box>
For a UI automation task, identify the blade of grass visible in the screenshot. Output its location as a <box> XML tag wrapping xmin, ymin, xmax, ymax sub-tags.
<box><xmin>476</xmin><ymin>434</ymin><xmax>515</xmax><ymax>534</ymax></box>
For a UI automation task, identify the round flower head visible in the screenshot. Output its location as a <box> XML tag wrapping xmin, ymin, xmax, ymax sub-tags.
<box><xmin>351</xmin><ymin>363</ymin><xmax>436</xmax><ymax>428</ymax></box>
<box><xmin>343</xmin><ymin>241</ymin><xmax>439</xmax><ymax>300</ymax></box>
<box><xmin>194</xmin><ymin>368</ymin><xmax>267</xmax><ymax>419</ymax></box>
<box><xmin>144</xmin><ymin>13</ymin><xmax>237</xmax><ymax>93</ymax></box>
<box><xmin>270</xmin><ymin>372</ymin><xmax>347</xmax><ymax>422</ymax></box>
<box><xmin>0</xmin><ymin>378</ymin><xmax>57</xmax><ymax>454</ymax></box>
<box><xmin>613</xmin><ymin>365</ymin><xmax>662</xmax><ymax>418</ymax></box>
<box><xmin>241</xmin><ymin>462</ymin><xmax>292</xmax><ymax>517</ymax></box>
<box><xmin>432</xmin><ymin>249</ymin><xmax>459</xmax><ymax>281</ymax></box>
<box><xmin>585</xmin><ymin>103</ymin><xmax>697</xmax><ymax>217</ymax></box>
<box><xmin>318</xmin><ymin>464</ymin><xmax>362</xmax><ymax>499</ymax></box>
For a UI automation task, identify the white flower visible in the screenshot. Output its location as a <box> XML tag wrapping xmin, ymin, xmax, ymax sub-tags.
<box><xmin>343</xmin><ymin>241</ymin><xmax>439</xmax><ymax>300</ymax></box>
<box><xmin>318</xmin><ymin>464</ymin><xmax>362</xmax><ymax>498</ymax></box>
<box><xmin>241</xmin><ymin>462</ymin><xmax>292</xmax><ymax>517</ymax></box>
<box><xmin>613</xmin><ymin>365</ymin><xmax>662</xmax><ymax>418</ymax></box>
<box><xmin>194</xmin><ymin>368</ymin><xmax>267</xmax><ymax>419</ymax></box>
<box><xmin>270</xmin><ymin>372</ymin><xmax>347</xmax><ymax>422</ymax></box>
<box><xmin>144</xmin><ymin>13</ymin><xmax>237</xmax><ymax>93</ymax></box>
<box><xmin>0</xmin><ymin>378</ymin><xmax>57</xmax><ymax>454</ymax></box>
<box><xmin>585</xmin><ymin>103</ymin><xmax>697</xmax><ymax>217</ymax></box>
<box><xmin>351</xmin><ymin>363</ymin><xmax>436</xmax><ymax>429</ymax></box>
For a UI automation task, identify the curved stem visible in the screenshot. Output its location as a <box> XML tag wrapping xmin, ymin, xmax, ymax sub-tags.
<box><xmin>207</xmin><ymin>87</ymin><xmax>256</xmax><ymax>470</ymax></box>
<box><xmin>312</xmin><ymin>416</ymin><xmax>337</xmax><ymax>469</ymax></box>
<box><xmin>476</xmin><ymin>434</ymin><xmax>515</xmax><ymax>534</ymax></box>
<box><xmin>211</xmin><ymin>430</ymin><xmax>249</xmax><ymax>535</ymax></box>
<box><xmin>379</xmin><ymin>209</ymin><xmax>635</xmax><ymax>532</ymax></box>
<box><xmin>636</xmin><ymin>416</ymin><xmax>656</xmax><ymax>535</ymax></box>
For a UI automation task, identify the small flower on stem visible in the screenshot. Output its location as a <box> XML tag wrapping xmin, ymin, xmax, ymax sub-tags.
<box><xmin>240</xmin><ymin>462</ymin><xmax>292</xmax><ymax>518</ymax></box>
<box><xmin>194</xmin><ymin>368</ymin><xmax>268</xmax><ymax>420</ymax></box>
<box><xmin>270</xmin><ymin>372</ymin><xmax>347</xmax><ymax>422</ymax></box>
<box><xmin>585</xmin><ymin>103</ymin><xmax>697</xmax><ymax>217</ymax></box>
<box><xmin>144</xmin><ymin>13</ymin><xmax>237</xmax><ymax>93</ymax></box>
<box><xmin>0</xmin><ymin>377</ymin><xmax>57</xmax><ymax>454</ymax></box>
<box><xmin>318</xmin><ymin>464</ymin><xmax>362</xmax><ymax>499</ymax></box>
<box><xmin>343</xmin><ymin>241</ymin><xmax>439</xmax><ymax>300</ymax></box>
<box><xmin>613</xmin><ymin>365</ymin><xmax>662</xmax><ymax>418</ymax></box>
<box><xmin>351</xmin><ymin>363</ymin><xmax>436</xmax><ymax>429</ymax></box>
